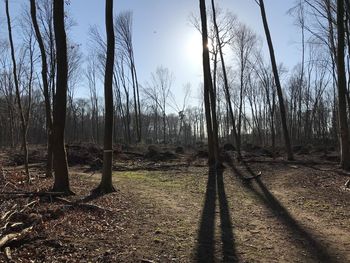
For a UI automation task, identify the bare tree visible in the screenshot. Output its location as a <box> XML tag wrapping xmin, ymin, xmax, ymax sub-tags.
<box><xmin>233</xmin><ymin>23</ymin><xmax>257</xmax><ymax>154</ymax></box>
<box><xmin>30</xmin><ymin>0</ymin><xmax>53</xmax><ymax>177</ymax></box>
<box><xmin>5</xmin><ymin>0</ymin><xmax>31</xmax><ymax>182</ymax></box>
<box><xmin>210</xmin><ymin>0</ymin><xmax>240</xmax><ymax>158</ymax></box>
<box><xmin>144</xmin><ymin>66</ymin><xmax>173</xmax><ymax>143</ymax></box>
<box><xmin>115</xmin><ymin>55</ymin><xmax>131</xmax><ymax>143</ymax></box>
<box><xmin>252</xmin><ymin>53</ymin><xmax>277</xmax><ymax>157</ymax></box>
<box><xmin>115</xmin><ymin>11</ymin><xmax>142</xmax><ymax>142</ymax></box>
<box><xmin>85</xmin><ymin>53</ymin><xmax>100</xmax><ymax>143</ymax></box>
<box><xmin>257</xmin><ymin>0</ymin><xmax>294</xmax><ymax>160</ymax></box>
<box><xmin>199</xmin><ymin>0</ymin><xmax>220</xmax><ymax>167</ymax></box>
<box><xmin>0</xmin><ymin>50</ymin><xmax>16</xmax><ymax>148</ymax></box>
<box><xmin>52</xmin><ymin>0</ymin><xmax>71</xmax><ymax>194</ymax></box>
<box><xmin>336</xmin><ymin>0</ymin><xmax>350</xmax><ymax>170</ymax></box>
<box><xmin>93</xmin><ymin>0</ymin><xmax>116</xmax><ymax>194</ymax></box>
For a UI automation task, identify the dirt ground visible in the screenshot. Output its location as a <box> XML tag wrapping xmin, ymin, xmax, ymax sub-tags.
<box><xmin>0</xmin><ymin>147</ymin><xmax>349</xmax><ymax>262</ymax></box>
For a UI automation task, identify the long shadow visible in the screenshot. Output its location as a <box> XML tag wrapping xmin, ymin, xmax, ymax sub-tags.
<box><xmin>196</xmin><ymin>168</ymin><xmax>216</xmax><ymax>262</ymax></box>
<box><xmin>226</xmin><ymin>156</ymin><xmax>341</xmax><ymax>263</ymax></box>
<box><xmin>196</xmin><ymin>167</ymin><xmax>237</xmax><ymax>262</ymax></box>
<box><xmin>217</xmin><ymin>169</ymin><xmax>238</xmax><ymax>262</ymax></box>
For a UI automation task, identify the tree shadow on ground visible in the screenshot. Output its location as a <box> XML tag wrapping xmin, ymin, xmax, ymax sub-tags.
<box><xmin>195</xmin><ymin>167</ymin><xmax>238</xmax><ymax>262</ymax></box>
<box><xmin>226</xmin><ymin>156</ymin><xmax>342</xmax><ymax>263</ymax></box>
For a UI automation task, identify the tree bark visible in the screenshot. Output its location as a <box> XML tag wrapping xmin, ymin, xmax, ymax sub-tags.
<box><xmin>199</xmin><ymin>0</ymin><xmax>220</xmax><ymax>167</ymax></box>
<box><xmin>30</xmin><ymin>0</ymin><xmax>53</xmax><ymax>177</ymax></box>
<box><xmin>211</xmin><ymin>0</ymin><xmax>240</xmax><ymax>159</ymax></box>
<box><xmin>52</xmin><ymin>0</ymin><xmax>71</xmax><ymax>194</ymax></box>
<box><xmin>5</xmin><ymin>0</ymin><xmax>30</xmax><ymax>182</ymax></box>
<box><xmin>258</xmin><ymin>0</ymin><xmax>294</xmax><ymax>160</ymax></box>
<box><xmin>94</xmin><ymin>0</ymin><xmax>116</xmax><ymax>194</ymax></box>
<box><xmin>336</xmin><ymin>0</ymin><xmax>350</xmax><ymax>170</ymax></box>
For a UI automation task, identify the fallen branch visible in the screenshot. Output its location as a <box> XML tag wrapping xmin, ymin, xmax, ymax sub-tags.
<box><xmin>345</xmin><ymin>179</ymin><xmax>350</xmax><ymax>188</ymax></box>
<box><xmin>17</xmin><ymin>200</ymin><xmax>38</xmax><ymax>214</ymax></box>
<box><xmin>1</xmin><ymin>200</ymin><xmax>38</xmax><ymax>229</ymax></box>
<box><xmin>1</xmin><ymin>181</ymin><xmax>20</xmax><ymax>192</ymax></box>
<box><xmin>1</xmin><ymin>205</ymin><xmax>17</xmax><ymax>221</ymax></box>
<box><xmin>343</xmin><ymin>179</ymin><xmax>350</xmax><ymax>191</ymax></box>
<box><xmin>243</xmin><ymin>171</ymin><xmax>262</xmax><ymax>181</ymax></box>
<box><xmin>0</xmin><ymin>191</ymin><xmax>65</xmax><ymax>198</ymax></box>
<box><xmin>54</xmin><ymin>197</ymin><xmax>113</xmax><ymax>213</ymax></box>
<box><xmin>0</xmin><ymin>226</ymin><xmax>33</xmax><ymax>249</ymax></box>
<box><xmin>122</xmin><ymin>151</ymin><xmax>144</xmax><ymax>157</ymax></box>
<box><xmin>4</xmin><ymin>246</ymin><xmax>12</xmax><ymax>261</ymax></box>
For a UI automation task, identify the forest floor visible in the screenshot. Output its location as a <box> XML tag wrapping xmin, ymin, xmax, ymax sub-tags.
<box><xmin>0</xmin><ymin>145</ymin><xmax>349</xmax><ymax>262</ymax></box>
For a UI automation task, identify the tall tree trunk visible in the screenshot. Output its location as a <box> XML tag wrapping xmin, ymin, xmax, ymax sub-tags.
<box><xmin>94</xmin><ymin>0</ymin><xmax>116</xmax><ymax>194</ymax></box>
<box><xmin>30</xmin><ymin>0</ymin><xmax>53</xmax><ymax>177</ymax></box>
<box><xmin>131</xmin><ymin>57</ymin><xmax>142</xmax><ymax>142</ymax></box>
<box><xmin>130</xmin><ymin>64</ymin><xmax>140</xmax><ymax>142</ymax></box>
<box><xmin>337</xmin><ymin>0</ymin><xmax>350</xmax><ymax>170</ymax></box>
<box><xmin>199</xmin><ymin>0</ymin><xmax>220</xmax><ymax>167</ymax></box>
<box><xmin>52</xmin><ymin>0</ymin><xmax>71</xmax><ymax>194</ymax></box>
<box><xmin>298</xmin><ymin>1</ymin><xmax>305</xmax><ymax>143</ymax></box>
<box><xmin>5</xmin><ymin>0</ymin><xmax>30</xmax><ymax>182</ymax></box>
<box><xmin>258</xmin><ymin>0</ymin><xmax>294</xmax><ymax>160</ymax></box>
<box><xmin>163</xmin><ymin>112</ymin><xmax>166</xmax><ymax>143</ymax></box>
<box><xmin>211</xmin><ymin>0</ymin><xmax>240</xmax><ymax>158</ymax></box>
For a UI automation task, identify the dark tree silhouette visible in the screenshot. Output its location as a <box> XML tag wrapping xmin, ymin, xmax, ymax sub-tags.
<box><xmin>5</xmin><ymin>0</ymin><xmax>31</xmax><ymax>182</ymax></box>
<box><xmin>258</xmin><ymin>0</ymin><xmax>294</xmax><ymax>160</ymax></box>
<box><xmin>199</xmin><ymin>0</ymin><xmax>220</xmax><ymax>167</ymax></box>
<box><xmin>30</xmin><ymin>0</ymin><xmax>53</xmax><ymax>177</ymax></box>
<box><xmin>210</xmin><ymin>0</ymin><xmax>241</xmax><ymax>159</ymax></box>
<box><xmin>52</xmin><ymin>0</ymin><xmax>71</xmax><ymax>194</ymax></box>
<box><xmin>94</xmin><ymin>0</ymin><xmax>116</xmax><ymax>194</ymax></box>
<box><xmin>336</xmin><ymin>0</ymin><xmax>350</xmax><ymax>170</ymax></box>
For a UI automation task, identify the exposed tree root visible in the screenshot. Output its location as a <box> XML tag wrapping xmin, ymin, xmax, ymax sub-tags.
<box><xmin>91</xmin><ymin>184</ymin><xmax>116</xmax><ymax>196</ymax></box>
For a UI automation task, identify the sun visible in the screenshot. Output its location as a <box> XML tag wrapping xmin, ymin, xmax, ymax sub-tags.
<box><xmin>185</xmin><ymin>32</ymin><xmax>206</xmax><ymax>72</ymax></box>
<box><xmin>186</xmin><ymin>32</ymin><xmax>213</xmax><ymax>59</ymax></box>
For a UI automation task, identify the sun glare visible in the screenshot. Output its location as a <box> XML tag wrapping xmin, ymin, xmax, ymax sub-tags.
<box><xmin>186</xmin><ymin>32</ymin><xmax>202</xmax><ymax>64</ymax></box>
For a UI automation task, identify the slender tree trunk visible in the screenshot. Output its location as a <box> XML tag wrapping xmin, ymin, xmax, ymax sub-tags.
<box><xmin>199</xmin><ymin>0</ymin><xmax>220</xmax><ymax>167</ymax></box>
<box><xmin>211</xmin><ymin>0</ymin><xmax>240</xmax><ymax>159</ymax></box>
<box><xmin>94</xmin><ymin>0</ymin><xmax>116</xmax><ymax>194</ymax></box>
<box><xmin>130</xmin><ymin>65</ymin><xmax>140</xmax><ymax>142</ymax></box>
<box><xmin>238</xmin><ymin>51</ymin><xmax>245</xmax><ymax>153</ymax></box>
<box><xmin>298</xmin><ymin>3</ymin><xmax>305</xmax><ymax>143</ymax></box>
<box><xmin>30</xmin><ymin>0</ymin><xmax>53</xmax><ymax>177</ymax></box>
<box><xmin>132</xmin><ymin>57</ymin><xmax>142</xmax><ymax>142</ymax></box>
<box><xmin>163</xmin><ymin>112</ymin><xmax>166</xmax><ymax>143</ymax></box>
<box><xmin>52</xmin><ymin>0</ymin><xmax>71</xmax><ymax>194</ymax></box>
<box><xmin>5</xmin><ymin>0</ymin><xmax>30</xmax><ymax>182</ymax></box>
<box><xmin>336</xmin><ymin>0</ymin><xmax>350</xmax><ymax>170</ymax></box>
<box><xmin>258</xmin><ymin>0</ymin><xmax>294</xmax><ymax>160</ymax></box>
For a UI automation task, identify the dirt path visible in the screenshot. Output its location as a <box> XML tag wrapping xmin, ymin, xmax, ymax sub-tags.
<box><xmin>2</xmin><ymin>157</ymin><xmax>349</xmax><ymax>262</ymax></box>
<box><xmin>92</xmin><ymin>161</ymin><xmax>350</xmax><ymax>262</ymax></box>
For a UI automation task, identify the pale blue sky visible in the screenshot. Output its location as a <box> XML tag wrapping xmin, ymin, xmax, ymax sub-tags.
<box><xmin>1</xmin><ymin>0</ymin><xmax>300</xmax><ymax>106</ymax></box>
